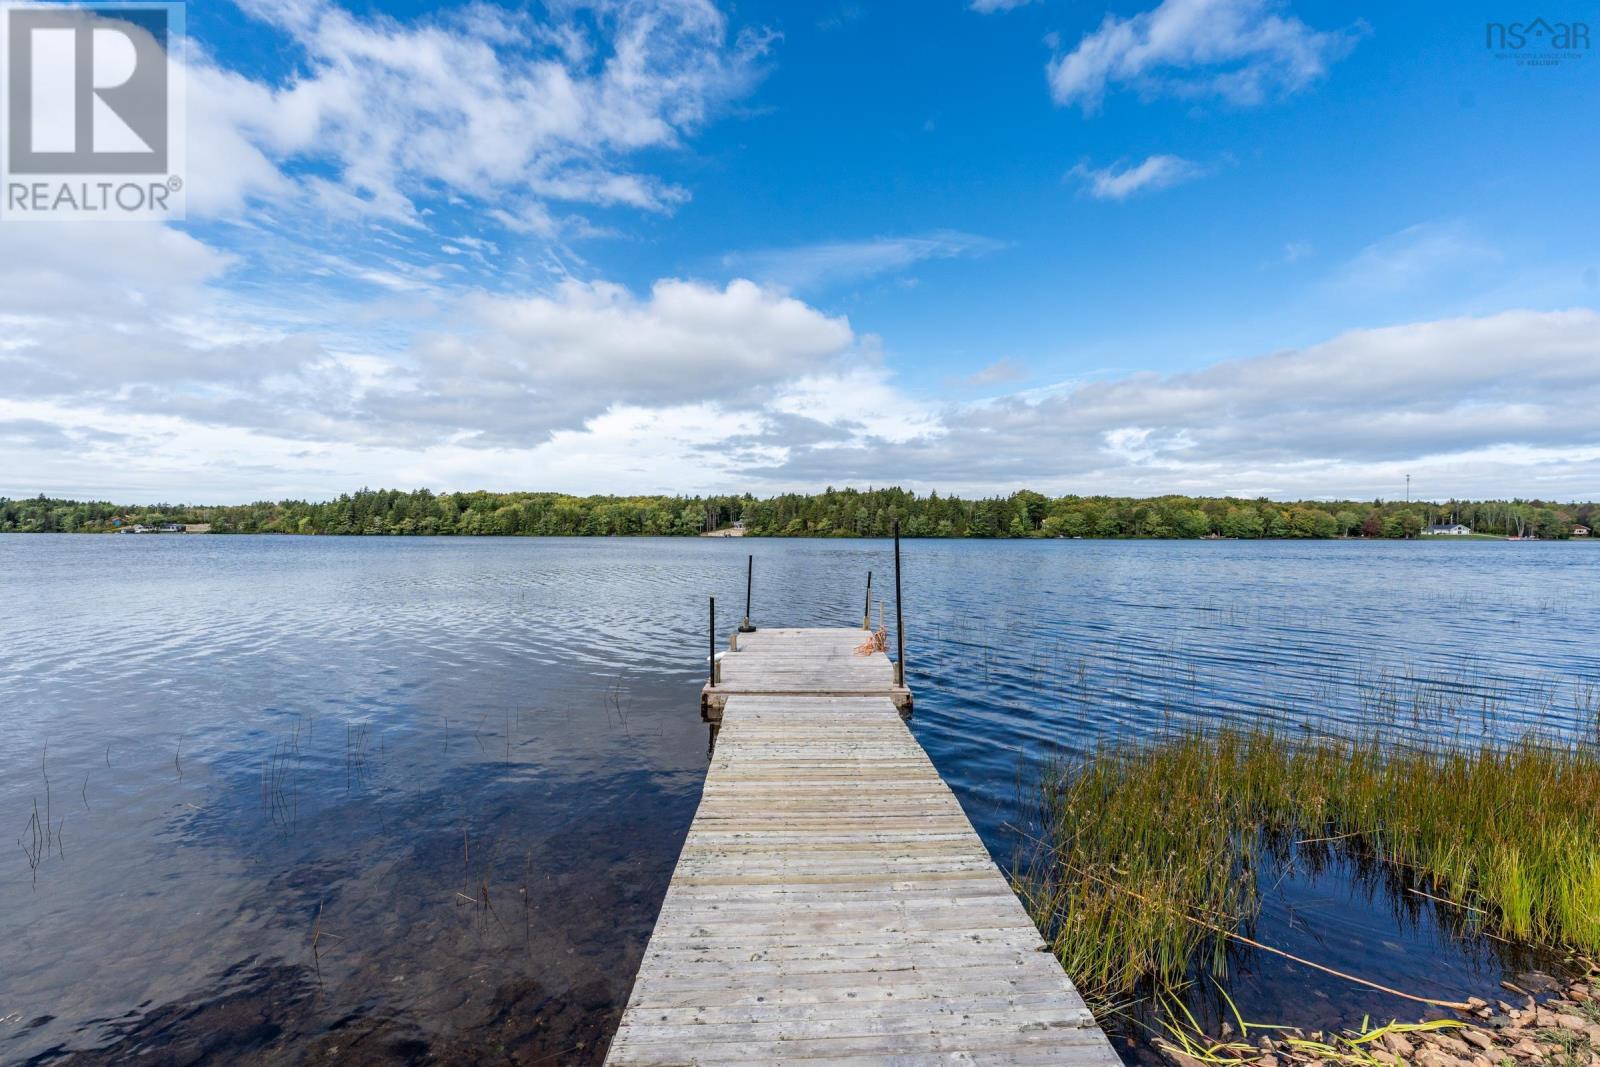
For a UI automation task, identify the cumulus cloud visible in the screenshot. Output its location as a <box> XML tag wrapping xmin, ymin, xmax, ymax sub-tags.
<box><xmin>0</xmin><ymin>419</ymin><xmax>128</xmax><ymax>451</ymax></box>
<box><xmin>5</xmin><ymin>297</ymin><xmax>1598</xmax><ymax>500</ymax></box>
<box><xmin>186</xmin><ymin>0</ymin><xmax>772</xmax><ymax>222</ymax></box>
<box><xmin>1069</xmin><ymin>155</ymin><xmax>1206</xmax><ymax>199</ymax></box>
<box><xmin>1</xmin><ymin>232</ymin><xmax>858</xmax><ymax>445</ymax></box>
<box><xmin>367</xmin><ymin>278</ymin><xmax>856</xmax><ymax>444</ymax></box>
<box><xmin>0</xmin><ymin>223</ymin><xmax>317</xmax><ymax>409</ymax></box>
<box><xmin>1047</xmin><ymin>0</ymin><xmax>1361</xmax><ymax>113</ymax></box>
<box><xmin>748</xmin><ymin>310</ymin><xmax>1600</xmax><ymax>499</ymax></box>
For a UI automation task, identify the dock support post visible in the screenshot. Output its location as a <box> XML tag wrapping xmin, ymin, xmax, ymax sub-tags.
<box><xmin>739</xmin><ymin>554</ymin><xmax>756</xmax><ymax>633</ymax></box>
<box><xmin>893</xmin><ymin>522</ymin><xmax>905</xmax><ymax>687</ymax></box>
<box><xmin>862</xmin><ymin>570</ymin><xmax>872</xmax><ymax>629</ymax></box>
<box><xmin>708</xmin><ymin>596</ymin><xmax>716</xmax><ymax>688</ymax></box>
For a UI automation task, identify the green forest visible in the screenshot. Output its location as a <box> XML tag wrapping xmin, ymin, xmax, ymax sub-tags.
<box><xmin>2</xmin><ymin>488</ymin><xmax>1594</xmax><ymax>539</ymax></box>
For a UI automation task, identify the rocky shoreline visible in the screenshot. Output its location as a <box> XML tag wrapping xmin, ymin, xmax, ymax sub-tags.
<box><xmin>1158</xmin><ymin>969</ymin><xmax>1600</xmax><ymax>1067</ymax></box>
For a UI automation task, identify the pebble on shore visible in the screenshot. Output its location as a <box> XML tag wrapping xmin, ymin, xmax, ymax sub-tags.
<box><xmin>1157</xmin><ymin>970</ymin><xmax>1600</xmax><ymax>1067</ymax></box>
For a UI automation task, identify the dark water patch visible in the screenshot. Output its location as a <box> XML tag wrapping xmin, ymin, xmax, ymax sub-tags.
<box><xmin>1106</xmin><ymin>844</ymin><xmax>1580</xmax><ymax>1065</ymax></box>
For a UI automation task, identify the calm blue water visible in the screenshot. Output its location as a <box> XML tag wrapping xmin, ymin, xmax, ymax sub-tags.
<box><xmin>2</xmin><ymin>536</ymin><xmax>1596</xmax><ymax>1063</ymax></box>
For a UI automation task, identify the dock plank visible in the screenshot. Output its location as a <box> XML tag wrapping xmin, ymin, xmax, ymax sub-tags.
<box><xmin>606</xmin><ymin>627</ymin><xmax>1116</xmax><ymax>1065</ymax></box>
<box><xmin>701</xmin><ymin>629</ymin><xmax>913</xmax><ymax>718</ymax></box>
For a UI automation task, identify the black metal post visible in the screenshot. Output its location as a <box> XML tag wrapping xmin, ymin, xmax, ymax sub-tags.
<box><xmin>893</xmin><ymin>522</ymin><xmax>905</xmax><ymax>687</ymax></box>
<box><xmin>739</xmin><ymin>554</ymin><xmax>756</xmax><ymax>632</ymax></box>
<box><xmin>862</xmin><ymin>570</ymin><xmax>873</xmax><ymax>629</ymax></box>
<box><xmin>708</xmin><ymin>596</ymin><xmax>716</xmax><ymax>687</ymax></box>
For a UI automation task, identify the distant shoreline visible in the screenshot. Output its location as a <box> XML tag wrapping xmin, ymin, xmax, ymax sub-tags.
<box><xmin>4</xmin><ymin>529</ymin><xmax>1596</xmax><ymax>545</ymax></box>
<box><xmin>4</xmin><ymin>489</ymin><xmax>1594</xmax><ymax>541</ymax></box>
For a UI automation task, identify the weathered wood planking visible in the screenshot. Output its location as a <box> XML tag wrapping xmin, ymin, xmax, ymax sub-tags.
<box><xmin>701</xmin><ymin>627</ymin><xmax>912</xmax><ymax>719</ymax></box>
<box><xmin>607</xmin><ymin>629</ymin><xmax>1117</xmax><ymax>1065</ymax></box>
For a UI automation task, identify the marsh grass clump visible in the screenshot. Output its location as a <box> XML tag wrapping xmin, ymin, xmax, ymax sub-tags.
<box><xmin>1015</xmin><ymin>729</ymin><xmax>1600</xmax><ymax>1004</ymax></box>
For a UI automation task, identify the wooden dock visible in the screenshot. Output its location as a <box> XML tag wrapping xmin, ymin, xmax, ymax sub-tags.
<box><xmin>700</xmin><ymin>627</ymin><xmax>913</xmax><ymax>720</ymax></box>
<box><xmin>605</xmin><ymin>626</ymin><xmax>1117</xmax><ymax>1065</ymax></box>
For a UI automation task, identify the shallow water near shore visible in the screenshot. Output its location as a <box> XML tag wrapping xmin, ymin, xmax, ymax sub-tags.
<box><xmin>2</xmin><ymin>535</ymin><xmax>1597</xmax><ymax>1064</ymax></box>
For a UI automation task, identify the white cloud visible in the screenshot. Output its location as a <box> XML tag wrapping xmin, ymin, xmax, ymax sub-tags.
<box><xmin>1068</xmin><ymin>154</ymin><xmax>1206</xmax><ymax>199</ymax></box>
<box><xmin>0</xmin><ymin>224</ymin><xmax>859</xmax><ymax>450</ymax></box>
<box><xmin>747</xmin><ymin>310</ymin><xmax>1600</xmax><ymax>500</ymax></box>
<box><xmin>970</xmin><ymin>0</ymin><xmax>1035</xmax><ymax>13</ymax></box>
<box><xmin>722</xmin><ymin>231</ymin><xmax>1004</xmax><ymax>291</ymax></box>
<box><xmin>770</xmin><ymin>363</ymin><xmax>940</xmax><ymax>446</ymax></box>
<box><xmin>1047</xmin><ymin>0</ymin><xmax>1360</xmax><ymax>113</ymax></box>
<box><xmin>5</xmin><ymin>297</ymin><xmax>1599</xmax><ymax>500</ymax></box>
<box><xmin>0</xmin><ymin>0</ymin><xmax>809</xmax><ymax>480</ymax></box>
<box><xmin>367</xmin><ymin>277</ymin><xmax>856</xmax><ymax>443</ymax></box>
<box><xmin>1335</xmin><ymin>222</ymin><xmax>1497</xmax><ymax>292</ymax></box>
<box><xmin>0</xmin><ymin>223</ymin><xmax>234</xmax><ymax>318</ymax></box>
<box><xmin>186</xmin><ymin>0</ymin><xmax>772</xmax><ymax>222</ymax></box>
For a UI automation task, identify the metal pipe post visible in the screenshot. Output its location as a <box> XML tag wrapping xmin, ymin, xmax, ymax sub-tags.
<box><xmin>739</xmin><ymin>554</ymin><xmax>756</xmax><ymax>633</ymax></box>
<box><xmin>893</xmin><ymin>522</ymin><xmax>905</xmax><ymax>687</ymax></box>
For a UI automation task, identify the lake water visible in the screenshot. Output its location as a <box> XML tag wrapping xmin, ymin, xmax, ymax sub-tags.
<box><xmin>2</xmin><ymin>536</ymin><xmax>1597</xmax><ymax>1064</ymax></box>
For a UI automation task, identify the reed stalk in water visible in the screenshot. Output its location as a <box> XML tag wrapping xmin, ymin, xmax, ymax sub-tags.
<box><xmin>1015</xmin><ymin>728</ymin><xmax>1600</xmax><ymax>1004</ymax></box>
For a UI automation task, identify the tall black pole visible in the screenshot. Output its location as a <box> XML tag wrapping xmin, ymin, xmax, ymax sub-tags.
<box><xmin>862</xmin><ymin>570</ymin><xmax>873</xmax><ymax>629</ymax></box>
<box><xmin>893</xmin><ymin>521</ymin><xmax>905</xmax><ymax>687</ymax></box>
<box><xmin>740</xmin><ymin>554</ymin><xmax>756</xmax><ymax>632</ymax></box>
<box><xmin>708</xmin><ymin>596</ymin><xmax>716</xmax><ymax>687</ymax></box>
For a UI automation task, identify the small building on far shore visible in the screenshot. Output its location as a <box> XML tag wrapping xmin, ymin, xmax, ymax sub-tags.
<box><xmin>117</xmin><ymin>522</ymin><xmax>210</xmax><ymax>534</ymax></box>
<box><xmin>1425</xmin><ymin>522</ymin><xmax>1473</xmax><ymax>536</ymax></box>
<box><xmin>1576</xmin><ymin>525</ymin><xmax>1592</xmax><ymax>537</ymax></box>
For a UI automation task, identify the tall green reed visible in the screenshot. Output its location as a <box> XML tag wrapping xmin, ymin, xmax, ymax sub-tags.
<box><xmin>1015</xmin><ymin>729</ymin><xmax>1600</xmax><ymax>1004</ymax></box>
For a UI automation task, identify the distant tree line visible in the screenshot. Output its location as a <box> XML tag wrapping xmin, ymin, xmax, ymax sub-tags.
<box><xmin>2</xmin><ymin>488</ymin><xmax>1594</xmax><ymax>540</ymax></box>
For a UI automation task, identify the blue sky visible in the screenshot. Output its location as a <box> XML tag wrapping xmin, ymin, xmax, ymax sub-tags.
<box><xmin>2</xmin><ymin>0</ymin><xmax>1597</xmax><ymax>501</ymax></box>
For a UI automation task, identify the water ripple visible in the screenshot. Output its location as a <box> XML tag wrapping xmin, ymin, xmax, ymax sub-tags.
<box><xmin>1</xmin><ymin>535</ymin><xmax>1596</xmax><ymax>1062</ymax></box>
